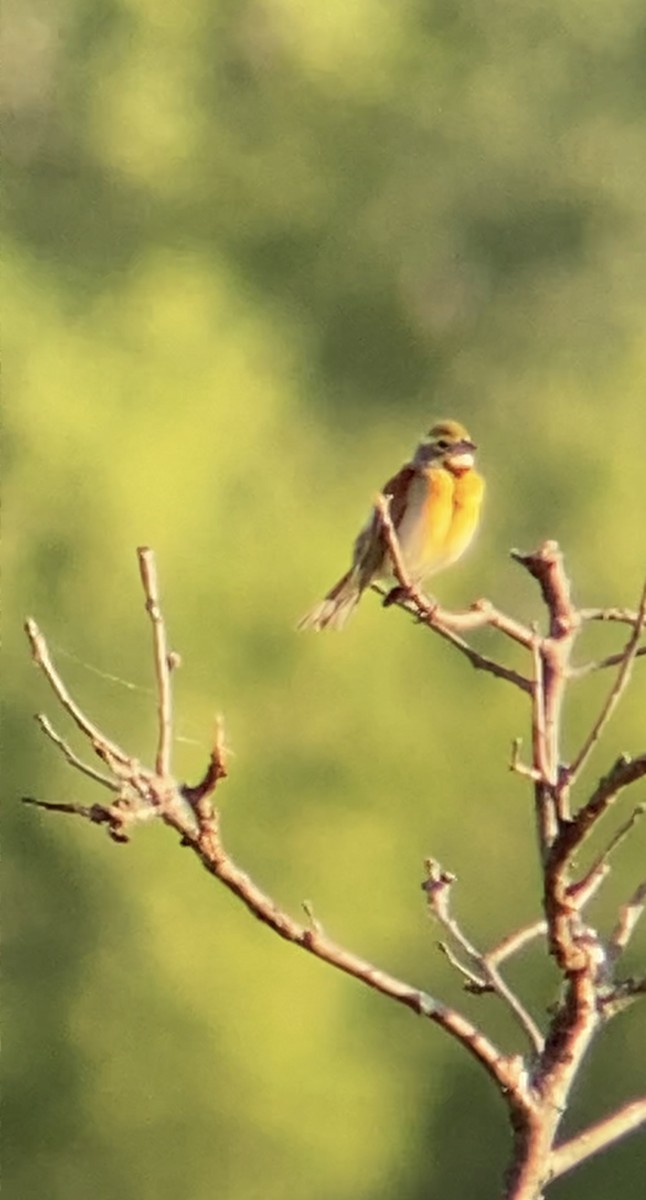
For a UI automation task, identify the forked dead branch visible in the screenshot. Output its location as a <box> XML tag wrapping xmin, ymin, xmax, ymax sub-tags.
<box><xmin>23</xmin><ymin>521</ymin><xmax>646</xmax><ymax>1200</ymax></box>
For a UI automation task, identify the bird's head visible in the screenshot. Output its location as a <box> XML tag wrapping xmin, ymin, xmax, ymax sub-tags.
<box><xmin>414</xmin><ymin>418</ymin><xmax>477</xmax><ymax>474</ymax></box>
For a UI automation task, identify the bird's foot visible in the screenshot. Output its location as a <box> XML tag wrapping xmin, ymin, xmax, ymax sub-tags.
<box><xmin>382</xmin><ymin>585</ymin><xmax>408</xmax><ymax>608</ymax></box>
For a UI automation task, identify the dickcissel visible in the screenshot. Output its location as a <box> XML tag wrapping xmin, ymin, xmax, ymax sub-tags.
<box><xmin>298</xmin><ymin>418</ymin><xmax>484</xmax><ymax>631</ymax></box>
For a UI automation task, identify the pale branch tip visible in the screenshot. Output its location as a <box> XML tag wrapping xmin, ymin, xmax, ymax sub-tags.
<box><xmin>437</xmin><ymin>939</ymin><xmax>489</xmax><ymax>991</ymax></box>
<box><xmin>137</xmin><ymin>546</ymin><xmax>174</xmax><ymax>778</ymax></box>
<box><xmin>510</xmin><ymin>737</ymin><xmax>542</xmax><ymax>782</ymax></box>
<box><xmin>25</xmin><ymin>617</ymin><xmax>130</xmax><ymax>768</ymax></box>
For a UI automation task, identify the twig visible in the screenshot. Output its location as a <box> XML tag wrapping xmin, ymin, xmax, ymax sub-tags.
<box><xmin>567</xmin><ymin>582</ymin><xmax>646</xmax><ymax>784</ymax></box>
<box><xmin>569</xmin><ymin>806</ymin><xmax>646</xmax><ymax>910</ymax></box>
<box><xmin>485</xmin><ymin>862</ymin><xmax>614</xmax><ymax>972</ymax></box>
<box><xmin>607</xmin><ymin>876</ymin><xmax>646</xmax><ymax>965</ymax></box>
<box><xmin>25</xmin><ymin>618</ymin><xmax>130</xmax><ymax>767</ymax></box>
<box><xmin>487</xmin><ymin>921</ymin><xmax>548</xmax><ymax>968</ymax></box>
<box><xmin>187</xmin><ymin>815</ymin><xmax>520</xmax><ymax>1091</ymax></box>
<box><xmin>579</xmin><ymin>607</ymin><xmax>641</xmax><ymax>625</ymax></box>
<box><xmin>423</xmin><ymin>861</ymin><xmax>544</xmax><ymax>1054</ymax></box>
<box><xmin>510</xmin><ymin>542</ymin><xmax>579</xmax><ymax>640</ymax></box>
<box><xmin>529</xmin><ymin>623</ymin><xmax>562</xmax><ymax>856</ymax></box>
<box><xmin>552</xmin><ymin>753</ymin><xmax>646</xmax><ymax>870</ymax></box>
<box><xmin>302</xmin><ymin>900</ymin><xmax>324</xmax><ymax>935</ymax></box>
<box><xmin>550</xmin><ymin>1098</ymin><xmax>646</xmax><ymax>1180</ymax></box>
<box><xmin>34</xmin><ymin>713</ymin><xmax>120</xmax><ymax>792</ymax></box>
<box><xmin>437</xmin><ymin>940</ymin><xmax>488</xmax><ymax>990</ymax></box>
<box><xmin>599</xmin><ymin>977</ymin><xmax>646</xmax><ymax>1019</ymax></box>
<box><xmin>22</xmin><ymin>795</ymin><xmax>132</xmax><ymax>843</ymax></box>
<box><xmin>571</xmin><ymin>645</ymin><xmax>646</xmax><ymax>678</ymax></box>
<box><xmin>137</xmin><ymin>547</ymin><xmax>174</xmax><ymax>777</ymax></box>
<box><xmin>181</xmin><ymin>716</ymin><xmax>229</xmax><ymax>823</ymax></box>
<box><xmin>509</xmin><ymin>738</ymin><xmax>542</xmax><ymax>783</ymax></box>
<box><xmin>585</xmin><ymin>753</ymin><xmax>646</xmax><ymax>819</ymax></box>
<box><xmin>529</xmin><ymin>629</ymin><xmax>550</xmax><ymax>785</ymax></box>
<box><xmin>566</xmin><ymin>861</ymin><xmax>611</xmax><ymax>911</ymax></box>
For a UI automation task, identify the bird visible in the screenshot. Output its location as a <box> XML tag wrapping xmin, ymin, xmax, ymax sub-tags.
<box><xmin>298</xmin><ymin>418</ymin><xmax>484</xmax><ymax>631</ymax></box>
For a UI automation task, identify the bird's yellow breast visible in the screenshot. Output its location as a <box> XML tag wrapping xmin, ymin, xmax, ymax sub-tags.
<box><xmin>398</xmin><ymin>465</ymin><xmax>484</xmax><ymax>580</ymax></box>
<box><xmin>443</xmin><ymin>466</ymin><xmax>485</xmax><ymax>566</ymax></box>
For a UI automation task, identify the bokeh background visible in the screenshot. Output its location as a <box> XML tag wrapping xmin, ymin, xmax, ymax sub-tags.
<box><xmin>5</xmin><ymin>2</ymin><xmax>646</xmax><ymax>1197</ymax></box>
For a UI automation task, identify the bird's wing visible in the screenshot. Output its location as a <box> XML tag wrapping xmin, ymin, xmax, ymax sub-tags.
<box><xmin>352</xmin><ymin>463</ymin><xmax>417</xmax><ymax>581</ymax></box>
<box><xmin>382</xmin><ymin>463</ymin><xmax>417</xmax><ymax>527</ymax></box>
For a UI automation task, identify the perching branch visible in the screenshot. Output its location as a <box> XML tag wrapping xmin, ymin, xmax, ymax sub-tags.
<box><xmin>372</xmin><ymin>495</ymin><xmax>533</xmax><ymax>692</ymax></box>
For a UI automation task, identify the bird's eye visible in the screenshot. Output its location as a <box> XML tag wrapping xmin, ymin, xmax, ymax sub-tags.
<box><xmin>436</xmin><ymin>438</ymin><xmax>450</xmax><ymax>450</ymax></box>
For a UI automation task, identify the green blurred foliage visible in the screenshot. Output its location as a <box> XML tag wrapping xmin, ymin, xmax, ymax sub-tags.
<box><xmin>4</xmin><ymin>1</ymin><xmax>646</xmax><ymax>1196</ymax></box>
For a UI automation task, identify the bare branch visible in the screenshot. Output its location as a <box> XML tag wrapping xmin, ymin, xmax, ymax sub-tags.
<box><xmin>437</xmin><ymin>940</ymin><xmax>488</xmax><ymax>990</ymax></box>
<box><xmin>487</xmin><ymin>921</ymin><xmax>548</xmax><ymax>968</ymax></box>
<box><xmin>377</xmin><ymin>584</ymin><xmax>533</xmax><ymax>692</ymax></box>
<box><xmin>22</xmin><ymin>608</ymin><xmax>523</xmax><ymax>1101</ymax></box>
<box><xmin>599</xmin><ymin>977</ymin><xmax>646</xmax><ymax>1020</ymax></box>
<box><xmin>301</xmin><ymin>900</ymin><xmax>324</xmax><ymax>935</ymax></box>
<box><xmin>137</xmin><ymin>547</ymin><xmax>174</xmax><ymax>777</ymax></box>
<box><xmin>23</xmin><ymin>541</ymin><xmax>646</xmax><ymax>1200</ymax></box>
<box><xmin>585</xmin><ymin>753</ymin><xmax>646</xmax><ymax>818</ymax></box>
<box><xmin>607</xmin><ymin>875</ymin><xmax>646</xmax><ymax>965</ymax></box>
<box><xmin>580</xmin><ymin>606</ymin><xmax>641</xmax><ymax>625</ymax></box>
<box><xmin>552</xmin><ymin>754</ymin><xmax>646</xmax><ymax>872</ymax></box>
<box><xmin>509</xmin><ymin>738</ymin><xmax>542</xmax><ymax>782</ymax></box>
<box><xmin>529</xmin><ymin>632</ymin><xmax>562</xmax><ymax>857</ymax></box>
<box><xmin>510</xmin><ymin>541</ymin><xmax>579</xmax><ymax>636</ymax></box>
<box><xmin>166</xmin><ymin>804</ymin><xmax>525</xmax><ymax>1095</ymax></box>
<box><xmin>529</xmin><ymin>630</ymin><xmax>549</xmax><ymax>784</ymax></box>
<box><xmin>485</xmin><ymin>859</ymin><xmax>614</xmax><ymax>973</ymax></box>
<box><xmin>423</xmin><ymin>861</ymin><xmax>544</xmax><ymax>1055</ymax></box>
<box><xmin>181</xmin><ymin>717</ymin><xmax>230</xmax><ymax>824</ymax></box>
<box><xmin>567</xmin><ymin>582</ymin><xmax>646</xmax><ymax>784</ymax></box>
<box><xmin>569</xmin><ymin>806</ymin><xmax>646</xmax><ymax>910</ymax></box>
<box><xmin>550</xmin><ymin>1098</ymin><xmax>646</xmax><ymax>1180</ymax></box>
<box><xmin>34</xmin><ymin>713</ymin><xmax>120</xmax><ymax>792</ymax></box>
<box><xmin>571</xmin><ymin>645</ymin><xmax>646</xmax><ymax>678</ymax></box>
<box><xmin>22</xmin><ymin>795</ymin><xmax>132</xmax><ymax>843</ymax></box>
<box><xmin>25</xmin><ymin>618</ymin><xmax>130</xmax><ymax>768</ymax></box>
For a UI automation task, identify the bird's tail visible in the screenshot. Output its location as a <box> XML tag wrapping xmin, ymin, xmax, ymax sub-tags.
<box><xmin>297</xmin><ymin>569</ymin><xmax>362</xmax><ymax>631</ymax></box>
